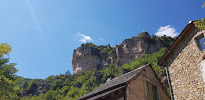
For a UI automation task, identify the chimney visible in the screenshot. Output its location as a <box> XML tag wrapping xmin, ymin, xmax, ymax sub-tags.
<box><xmin>106</xmin><ymin>75</ymin><xmax>115</xmax><ymax>82</ymax></box>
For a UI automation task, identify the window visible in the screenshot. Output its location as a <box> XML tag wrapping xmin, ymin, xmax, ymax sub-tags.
<box><xmin>146</xmin><ymin>81</ymin><xmax>159</xmax><ymax>100</ymax></box>
<box><xmin>195</xmin><ymin>34</ymin><xmax>205</xmax><ymax>51</ymax></box>
<box><xmin>198</xmin><ymin>37</ymin><xmax>205</xmax><ymax>50</ymax></box>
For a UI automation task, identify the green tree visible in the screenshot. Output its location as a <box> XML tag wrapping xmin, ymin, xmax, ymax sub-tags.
<box><xmin>60</xmin><ymin>85</ymin><xmax>70</xmax><ymax>96</ymax></box>
<box><xmin>65</xmin><ymin>70</ymin><xmax>71</xmax><ymax>76</ymax></box>
<box><xmin>194</xmin><ymin>18</ymin><xmax>205</xmax><ymax>30</ymax></box>
<box><xmin>66</xmin><ymin>86</ymin><xmax>80</xmax><ymax>100</ymax></box>
<box><xmin>23</xmin><ymin>81</ymin><xmax>29</xmax><ymax>89</ymax></box>
<box><xmin>44</xmin><ymin>90</ymin><xmax>57</xmax><ymax>100</ymax></box>
<box><xmin>102</xmin><ymin>64</ymin><xmax>122</xmax><ymax>78</ymax></box>
<box><xmin>122</xmin><ymin>48</ymin><xmax>167</xmax><ymax>74</ymax></box>
<box><xmin>50</xmin><ymin>79</ymin><xmax>64</xmax><ymax>90</ymax></box>
<box><xmin>0</xmin><ymin>43</ymin><xmax>19</xmax><ymax>99</ymax></box>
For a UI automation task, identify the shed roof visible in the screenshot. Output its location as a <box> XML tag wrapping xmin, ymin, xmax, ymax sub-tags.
<box><xmin>77</xmin><ymin>64</ymin><xmax>151</xmax><ymax>100</ymax></box>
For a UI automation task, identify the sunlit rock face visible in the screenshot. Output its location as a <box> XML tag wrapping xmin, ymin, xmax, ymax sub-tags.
<box><xmin>116</xmin><ymin>32</ymin><xmax>164</xmax><ymax>66</ymax></box>
<box><xmin>72</xmin><ymin>43</ymin><xmax>101</xmax><ymax>73</ymax></box>
<box><xmin>72</xmin><ymin>32</ymin><xmax>175</xmax><ymax>73</ymax></box>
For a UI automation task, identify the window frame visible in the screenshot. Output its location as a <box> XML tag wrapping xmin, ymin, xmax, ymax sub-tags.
<box><xmin>195</xmin><ymin>33</ymin><xmax>205</xmax><ymax>51</ymax></box>
<box><xmin>145</xmin><ymin>81</ymin><xmax>159</xmax><ymax>100</ymax></box>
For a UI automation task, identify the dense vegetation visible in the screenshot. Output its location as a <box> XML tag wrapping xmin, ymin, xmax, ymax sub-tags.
<box><xmin>194</xmin><ymin>17</ymin><xmax>205</xmax><ymax>31</ymax></box>
<box><xmin>88</xmin><ymin>43</ymin><xmax>114</xmax><ymax>54</ymax></box>
<box><xmin>88</xmin><ymin>34</ymin><xmax>176</xmax><ymax>56</ymax></box>
<box><xmin>150</xmin><ymin>35</ymin><xmax>177</xmax><ymax>48</ymax></box>
<box><xmin>133</xmin><ymin>34</ymin><xmax>176</xmax><ymax>49</ymax></box>
<box><xmin>18</xmin><ymin>48</ymin><xmax>167</xmax><ymax>100</ymax></box>
<box><xmin>0</xmin><ymin>35</ymin><xmax>174</xmax><ymax>100</ymax></box>
<box><xmin>0</xmin><ymin>43</ymin><xmax>21</xmax><ymax>100</ymax></box>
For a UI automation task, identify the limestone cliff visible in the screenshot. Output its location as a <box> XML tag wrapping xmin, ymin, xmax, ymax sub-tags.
<box><xmin>72</xmin><ymin>43</ymin><xmax>113</xmax><ymax>73</ymax></box>
<box><xmin>116</xmin><ymin>32</ymin><xmax>164</xmax><ymax>66</ymax></box>
<box><xmin>72</xmin><ymin>32</ymin><xmax>175</xmax><ymax>73</ymax></box>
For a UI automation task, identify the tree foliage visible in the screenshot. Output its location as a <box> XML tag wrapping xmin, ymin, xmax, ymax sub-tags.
<box><xmin>0</xmin><ymin>43</ymin><xmax>19</xmax><ymax>99</ymax></box>
<box><xmin>12</xmin><ymin>35</ymin><xmax>175</xmax><ymax>99</ymax></box>
<box><xmin>194</xmin><ymin>17</ymin><xmax>205</xmax><ymax>31</ymax></box>
<box><xmin>65</xmin><ymin>70</ymin><xmax>71</xmax><ymax>76</ymax></box>
<box><xmin>27</xmin><ymin>80</ymin><xmax>36</xmax><ymax>90</ymax></box>
<box><xmin>122</xmin><ymin>48</ymin><xmax>167</xmax><ymax>74</ymax></box>
<box><xmin>19</xmin><ymin>47</ymin><xmax>168</xmax><ymax>100</ymax></box>
<box><xmin>88</xmin><ymin>43</ymin><xmax>113</xmax><ymax>54</ymax></box>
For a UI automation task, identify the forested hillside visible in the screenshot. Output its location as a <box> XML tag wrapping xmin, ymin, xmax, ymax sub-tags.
<box><xmin>20</xmin><ymin>48</ymin><xmax>168</xmax><ymax>100</ymax></box>
<box><xmin>1</xmin><ymin>35</ymin><xmax>174</xmax><ymax>100</ymax></box>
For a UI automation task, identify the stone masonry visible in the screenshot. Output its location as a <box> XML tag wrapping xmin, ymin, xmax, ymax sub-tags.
<box><xmin>166</xmin><ymin>27</ymin><xmax>205</xmax><ymax>100</ymax></box>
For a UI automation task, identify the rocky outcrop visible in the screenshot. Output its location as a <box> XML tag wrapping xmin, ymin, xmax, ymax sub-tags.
<box><xmin>72</xmin><ymin>32</ymin><xmax>175</xmax><ymax>73</ymax></box>
<box><xmin>23</xmin><ymin>81</ymin><xmax>50</xmax><ymax>96</ymax></box>
<box><xmin>116</xmin><ymin>32</ymin><xmax>164</xmax><ymax>66</ymax></box>
<box><xmin>72</xmin><ymin>43</ymin><xmax>110</xmax><ymax>73</ymax></box>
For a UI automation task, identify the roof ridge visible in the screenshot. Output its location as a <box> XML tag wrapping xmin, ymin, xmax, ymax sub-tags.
<box><xmin>78</xmin><ymin>64</ymin><xmax>151</xmax><ymax>100</ymax></box>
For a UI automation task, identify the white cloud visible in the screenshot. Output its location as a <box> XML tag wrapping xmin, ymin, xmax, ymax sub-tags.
<box><xmin>77</xmin><ymin>32</ymin><xmax>93</xmax><ymax>43</ymax></box>
<box><xmin>155</xmin><ymin>25</ymin><xmax>179</xmax><ymax>37</ymax></box>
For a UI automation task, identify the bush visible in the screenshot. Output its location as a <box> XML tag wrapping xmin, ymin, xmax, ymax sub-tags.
<box><xmin>18</xmin><ymin>47</ymin><xmax>169</xmax><ymax>99</ymax></box>
<box><xmin>50</xmin><ymin>79</ymin><xmax>64</xmax><ymax>90</ymax></box>
<box><xmin>27</xmin><ymin>80</ymin><xmax>36</xmax><ymax>90</ymax></box>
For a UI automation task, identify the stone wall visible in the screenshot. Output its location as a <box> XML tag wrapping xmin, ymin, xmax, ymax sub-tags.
<box><xmin>126</xmin><ymin>66</ymin><xmax>170</xmax><ymax>100</ymax></box>
<box><xmin>167</xmin><ymin>27</ymin><xmax>205</xmax><ymax>99</ymax></box>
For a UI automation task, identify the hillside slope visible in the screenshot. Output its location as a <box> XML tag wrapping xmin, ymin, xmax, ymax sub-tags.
<box><xmin>18</xmin><ymin>33</ymin><xmax>175</xmax><ymax>100</ymax></box>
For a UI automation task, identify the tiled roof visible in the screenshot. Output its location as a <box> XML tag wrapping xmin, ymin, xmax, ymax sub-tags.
<box><xmin>78</xmin><ymin>64</ymin><xmax>150</xmax><ymax>100</ymax></box>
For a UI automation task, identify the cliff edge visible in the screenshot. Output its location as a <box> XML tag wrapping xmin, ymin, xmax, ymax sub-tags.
<box><xmin>72</xmin><ymin>32</ymin><xmax>175</xmax><ymax>73</ymax></box>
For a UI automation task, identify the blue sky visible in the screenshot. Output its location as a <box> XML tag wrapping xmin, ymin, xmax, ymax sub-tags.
<box><xmin>0</xmin><ymin>0</ymin><xmax>204</xmax><ymax>79</ymax></box>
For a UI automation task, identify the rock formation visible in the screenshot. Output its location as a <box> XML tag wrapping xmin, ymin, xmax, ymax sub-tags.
<box><xmin>72</xmin><ymin>43</ymin><xmax>112</xmax><ymax>73</ymax></box>
<box><xmin>72</xmin><ymin>32</ymin><xmax>175</xmax><ymax>73</ymax></box>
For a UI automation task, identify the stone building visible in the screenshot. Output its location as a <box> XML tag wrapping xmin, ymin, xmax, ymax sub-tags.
<box><xmin>78</xmin><ymin>64</ymin><xmax>170</xmax><ymax>100</ymax></box>
<box><xmin>158</xmin><ymin>21</ymin><xmax>205</xmax><ymax>100</ymax></box>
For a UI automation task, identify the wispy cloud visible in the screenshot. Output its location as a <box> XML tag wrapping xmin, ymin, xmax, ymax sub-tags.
<box><xmin>77</xmin><ymin>32</ymin><xmax>93</xmax><ymax>43</ymax></box>
<box><xmin>155</xmin><ymin>25</ymin><xmax>179</xmax><ymax>37</ymax></box>
<box><xmin>25</xmin><ymin>0</ymin><xmax>43</xmax><ymax>36</ymax></box>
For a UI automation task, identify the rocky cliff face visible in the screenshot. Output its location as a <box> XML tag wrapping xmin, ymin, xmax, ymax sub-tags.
<box><xmin>116</xmin><ymin>32</ymin><xmax>164</xmax><ymax>66</ymax></box>
<box><xmin>72</xmin><ymin>32</ymin><xmax>175</xmax><ymax>73</ymax></box>
<box><xmin>72</xmin><ymin>43</ymin><xmax>112</xmax><ymax>73</ymax></box>
<box><xmin>23</xmin><ymin>83</ymin><xmax>50</xmax><ymax>96</ymax></box>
